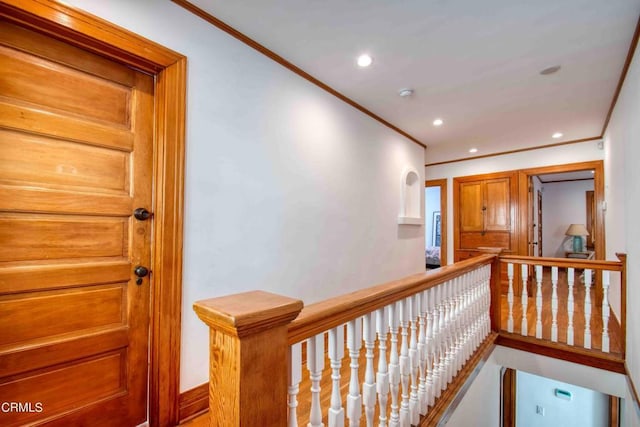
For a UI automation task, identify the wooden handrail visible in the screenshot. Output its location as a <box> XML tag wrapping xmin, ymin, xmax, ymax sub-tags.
<box><xmin>499</xmin><ymin>254</ymin><xmax>623</xmax><ymax>271</ymax></box>
<box><xmin>288</xmin><ymin>253</ymin><xmax>496</xmax><ymax>345</ymax></box>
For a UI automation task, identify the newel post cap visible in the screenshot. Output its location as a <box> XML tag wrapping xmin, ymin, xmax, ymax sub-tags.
<box><xmin>193</xmin><ymin>290</ymin><xmax>303</xmax><ymax>338</ymax></box>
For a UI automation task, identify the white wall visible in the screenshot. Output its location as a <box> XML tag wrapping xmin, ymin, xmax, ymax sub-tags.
<box><xmin>516</xmin><ymin>371</ymin><xmax>608</xmax><ymax>427</ymax></box>
<box><xmin>63</xmin><ymin>0</ymin><xmax>425</xmax><ymax>392</ymax></box>
<box><xmin>425</xmin><ymin>186</ymin><xmax>440</xmax><ymax>248</ymax></box>
<box><xmin>425</xmin><ymin>141</ymin><xmax>604</xmax><ymax>264</ymax></box>
<box><xmin>444</xmin><ymin>353</ymin><xmax>501</xmax><ymax>427</ymax></box>
<box><xmin>541</xmin><ymin>180</ymin><xmax>594</xmax><ymax>257</ymax></box>
<box><xmin>604</xmin><ymin>34</ymin><xmax>640</xmax><ymax>415</ymax></box>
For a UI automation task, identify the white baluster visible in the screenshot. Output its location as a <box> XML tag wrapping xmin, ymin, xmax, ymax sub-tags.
<box><xmin>408</xmin><ymin>296</ymin><xmax>420</xmax><ymax>425</ymax></box>
<box><xmin>443</xmin><ymin>282</ymin><xmax>454</xmax><ymax>386</ymax></box>
<box><xmin>584</xmin><ymin>269</ymin><xmax>592</xmax><ymax>349</ymax></box>
<box><xmin>602</xmin><ymin>271</ymin><xmax>610</xmax><ymax>353</ymax></box>
<box><xmin>328</xmin><ymin>326</ymin><xmax>345</xmax><ymax>427</ymax></box>
<box><xmin>431</xmin><ymin>286</ymin><xmax>442</xmax><ymax>400</ymax></box>
<box><xmin>535</xmin><ymin>265</ymin><xmax>543</xmax><ymax>339</ymax></box>
<box><xmin>507</xmin><ymin>263</ymin><xmax>514</xmax><ymax>332</ymax></box>
<box><xmin>388</xmin><ymin>302</ymin><xmax>401</xmax><ymax>427</ymax></box>
<box><xmin>425</xmin><ymin>287</ymin><xmax>436</xmax><ymax>407</ymax></box>
<box><xmin>362</xmin><ymin>313</ymin><xmax>376</xmax><ymax>427</ymax></box>
<box><xmin>551</xmin><ymin>267</ymin><xmax>558</xmax><ymax>342</ymax></box>
<box><xmin>521</xmin><ymin>264</ymin><xmax>528</xmax><ymax>335</ymax></box>
<box><xmin>417</xmin><ymin>291</ymin><xmax>428</xmax><ymax>415</ymax></box>
<box><xmin>398</xmin><ymin>298</ymin><xmax>410</xmax><ymax>427</ymax></box>
<box><xmin>307</xmin><ymin>334</ymin><xmax>325</xmax><ymax>427</ymax></box>
<box><xmin>376</xmin><ymin>306</ymin><xmax>390</xmax><ymax>427</ymax></box>
<box><xmin>347</xmin><ymin>318</ymin><xmax>362</xmax><ymax>426</ymax></box>
<box><xmin>567</xmin><ymin>268</ymin><xmax>575</xmax><ymax>345</ymax></box>
<box><xmin>289</xmin><ymin>343</ymin><xmax>302</xmax><ymax>427</ymax></box>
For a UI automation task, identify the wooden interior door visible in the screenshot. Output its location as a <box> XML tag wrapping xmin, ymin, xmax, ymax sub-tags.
<box><xmin>537</xmin><ymin>190</ymin><xmax>543</xmax><ymax>256</ymax></box>
<box><xmin>459</xmin><ymin>181</ymin><xmax>483</xmax><ymax>232</ymax></box>
<box><xmin>0</xmin><ymin>22</ymin><xmax>153</xmax><ymax>425</ymax></box>
<box><xmin>484</xmin><ymin>178</ymin><xmax>510</xmax><ymax>231</ymax></box>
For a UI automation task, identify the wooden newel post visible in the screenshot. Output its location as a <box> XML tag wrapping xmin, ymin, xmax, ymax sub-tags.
<box><xmin>193</xmin><ymin>290</ymin><xmax>304</xmax><ymax>426</ymax></box>
<box><xmin>479</xmin><ymin>247</ymin><xmax>504</xmax><ymax>332</ymax></box>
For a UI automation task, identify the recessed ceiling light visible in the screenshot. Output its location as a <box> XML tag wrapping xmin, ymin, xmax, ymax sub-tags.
<box><xmin>357</xmin><ymin>54</ymin><xmax>373</xmax><ymax>67</ymax></box>
<box><xmin>398</xmin><ymin>88</ymin><xmax>414</xmax><ymax>97</ymax></box>
<box><xmin>433</xmin><ymin>118</ymin><xmax>443</xmax><ymax>126</ymax></box>
<box><xmin>540</xmin><ymin>65</ymin><xmax>561</xmax><ymax>75</ymax></box>
<box><xmin>469</xmin><ymin>148</ymin><xmax>478</xmax><ymax>153</ymax></box>
<box><xmin>552</xmin><ymin>132</ymin><xmax>563</xmax><ymax>139</ymax></box>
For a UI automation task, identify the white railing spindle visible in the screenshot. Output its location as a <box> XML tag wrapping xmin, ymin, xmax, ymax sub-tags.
<box><xmin>551</xmin><ymin>266</ymin><xmax>558</xmax><ymax>342</ymax></box>
<box><xmin>398</xmin><ymin>299</ymin><xmax>410</xmax><ymax>426</ymax></box>
<box><xmin>347</xmin><ymin>318</ymin><xmax>362</xmax><ymax>427</ymax></box>
<box><xmin>376</xmin><ymin>306</ymin><xmax>390</xmax><ymax>427</ymax></box>
<box><xmin>602</xmin><ymin>271</ymin><xmax>610</xmax><ymax>353</ymax></box>
<box><xmin>417</xmin><ymin>291</ymin><xmax>428</xmax><ymax>415</ymax></box>
<box><xmin>521</xmin><ymin>264</ymin><xmax>528</xmax><ymax>336</ymax></box>
<box><xmin>567</xmin><ymin>268</ymin><xmax>575</xmax><ymax>345</ymax></box>
<box><xmin>362</xmin><ymin>313</ymin><xmax>376</xmax><ymax>427</ymax></box>
<box><xmin>507</xmin><ymin>263</ymin><xmax>514</xmax><ymax>333</ymax></box>
<box><xmin>408</xmin><ymin>296</ymin><xmax>420</xmax><ymax>425</ymax></box>
<box><xmin>289</xmin><ymin>343</ymin><xmax>302</xmax><ymax>427</ymax></box>
<box><xmin>388</xmin><ymin>302</ymin><xmax>401</xmax><ymax>427</ymax></box>
<box><xmin>307</xmin><ymin>334</ymin><xmax>325</xmax><ymax>427</ymax></box>
<box><xmin>584</xmin><ymin>269</ymin><xmax>592</xmax><ymax>349</ymax></box>
<box><xmin>328</xmin><ymin>327</ymin><xmax>345</xmax><ymax>427</ymax></box>
<box><xmin>426</xmin><ymin>287</ymin><xmax>436</xmax><ymax>407</ymax></box>
<box><xmin>535</xmin><ymin>265</ymin><xmax>543</xmax><ymax>339</ymax></box>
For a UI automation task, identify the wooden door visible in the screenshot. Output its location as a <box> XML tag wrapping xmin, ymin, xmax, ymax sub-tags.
<box><xmin>484</xmin><ymin>178</ymin><xmax>510</xmax><ymax>231</ymax></box>
<box><xmin>459</xmin><ymin>181</ymin><xmax>483</xmax><ymax>232</ymax></box>
<box><xmin>0</xmin><ymin>22</ymin><xmax>153</xmax><ymax>425</ymax></box>
<box><xmin>537</xmin><ymin>190</ymin><xmax>543</xmax><ymax>256</ymax></box>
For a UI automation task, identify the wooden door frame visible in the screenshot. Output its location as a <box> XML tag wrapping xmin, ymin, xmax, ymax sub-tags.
<box><xmin>517</xmin><ymin>161</ymin><xmax>605</xmax><ymax>261</ymax></box>
<box><xmin>0</xmin><ymin>2</ymin><xmax>186</xmax><ymax>426</ymax></box>
<box><xmin>426</xmin><ymin>179</ymin><xmax>448</xmax><ymax>266</ymax></box>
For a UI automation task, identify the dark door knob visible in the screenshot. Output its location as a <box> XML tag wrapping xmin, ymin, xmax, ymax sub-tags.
<box><xmin>134</xmin><ymin>266</ymin><xmax>149</xmax><ymax>277</ymax></box>
<box><xmin>134</xmin><ymin>265</ymin><xmax>149</xmax><ymax>285</ymax></box>
<box><xmin>134</xmin><ymin>208</ymin><xmax>151</xmax><ymax>221</ymax></box>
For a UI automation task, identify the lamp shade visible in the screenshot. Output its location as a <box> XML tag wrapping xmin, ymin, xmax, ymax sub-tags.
<box><xmin>565</xmin><ymin>223</ymin><xmax>589</xmax><ymax>236</ymax></box>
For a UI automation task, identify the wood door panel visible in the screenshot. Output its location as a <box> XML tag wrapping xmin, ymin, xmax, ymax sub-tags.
<box><xmin>0</xmin><ymin>215</ymin><xmax>127</xmax><ymax>262</ymax></box>
<box><xmin>460</xmin><ymin>182</ymin><xmax>483</xmax><ymax>231</ymax></box>
<box><xmin>0</xmin><ymin>284</ymin><xmax>125</xmax><ymax>345</ymax></box>
<box><xmin>485</xmin><ymin>178</ymin><xmax>510</xmax><ymax>231</ymax></box>
<box><xmin>0</xmin><ymin>327</ymin><xmax>128</xmax><ymax>378</ymax></box>
<box><xmin>0</xmin><ymin>352</ymin><xmax>125</xmax><ymax>426</ymax></box>
<box><xmin>0</xmin><ymin>22</ymin><xmax>135</xmax><ymax>87</ymax></box>
<box><xmin>0</xmin><ymin>262</ymin><xmax>130</xmax><ymax>294</ymax></box>
<box><xmin>0</xmin><ymin>47</ymin><xmax>131</xmax><ymax>126</ymax></box>
<box><xmin>0</xmin><ymin>130</ymin><xmax>129</xmax><ymax>193</ymax></box>
<box><xmin>1</xmin><ymin>21</ymin><xmax>153</xmax><ymax>425</ymax></box>
<box><xmin>460</xmin><ymin>231</ymin><xmax>511</xmax><ymax>249</ymax></box>
<box><xmin>0</xmin><ymin>101</ymin><xmax>134</xmax><ymax>151</ymax></box>
<box><xmin>0</xmin><ymin>186</ymin><xmax>131</xmax><ymax>216</ymax></box>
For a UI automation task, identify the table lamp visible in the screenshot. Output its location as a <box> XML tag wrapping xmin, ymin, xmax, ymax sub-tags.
<box><xmin>565</xmin><ymin>224</ymin><xmax>589</xmax><ymax>253</ymax></box>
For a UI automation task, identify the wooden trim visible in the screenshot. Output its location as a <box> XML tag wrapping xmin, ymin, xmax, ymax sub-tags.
<box><xmin>178</xmin><ymin>384</ymin><xmax>208</xmax><ymax>424</ymax></box>
<box><xmin>170</xmin><ymin>0</ymin><xmax>426</xmax><ymax>149</ymax></box>
<box><xmin>501</xmin><ymin>368</ymin><xmax>517</xmax><ymax>427</ymax></box>
<box><xmin>499</xmin><ymin>255</ymin><xmax>623</xmax><ymax>271</ymax></box>
<box><xmin>425</xmin><ymin>137</ymin><xmax>601</xmax><ymax>167</ymax></box>
<box><xmin>616</xmin><ymin>253</ymin><xmax>627</xmax><ymax>358</ymax></box>
<box><xmin>0</xmin><ymin>2</ymin><xmax>187</xmax><ymax>426</ymax></box>
<box><xmin>516</xmin><ymin>160</ymin><xmax>606</xmax><ymax>263</ymax></box>
<box><xmin>288</xmin><ymin>254</ymin><xmax>497</xmax><ymax>345</ymax></box>
<box><xmin>425</xmin><ymin>179</ymin><xmax>448</xmax><ymax>266</ymax></box>
<box><xmin>496</xmin><ymin>332</ymin><xmax>626</xmax><ymax>374</ymax></box>
<box><xmin>625</xmin><ymin>362</ymin><xmax>640</xmax><ymax>414</ymax></box>
<box><xmin>421</xmin><ymin>332</ymin><xmax>497</xmax><ymax>426</ymax></box>
<box><xmin>601</xmin><ymin>16</ymin><xmax>640</xmax><ymax>136</ymax></box>
<box><xmin>609</xmin><ymin>396</ymin><xmax>620</xmax><ymax>427</ymax></box>
<box><xmin>537</xmin><ymin>177</ymin><xmax>594</xmax><ymax>184</ymax></box>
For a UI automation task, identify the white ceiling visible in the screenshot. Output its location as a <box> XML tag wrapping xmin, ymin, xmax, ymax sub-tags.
<box><xmin>536</xmin><ymin>170</ymin><xmax>595</xmax><ymax>182</ymax></box>
<box><xmin>191</xmin><ymin>0</ymin><xmax>640</xmax><ymax>163</ymax></box>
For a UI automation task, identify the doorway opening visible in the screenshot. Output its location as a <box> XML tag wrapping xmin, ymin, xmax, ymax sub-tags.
<box><xmin>425</xmin><ymin>179</ymin><xmax>447</xmax><ymax>269</ymax></box>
